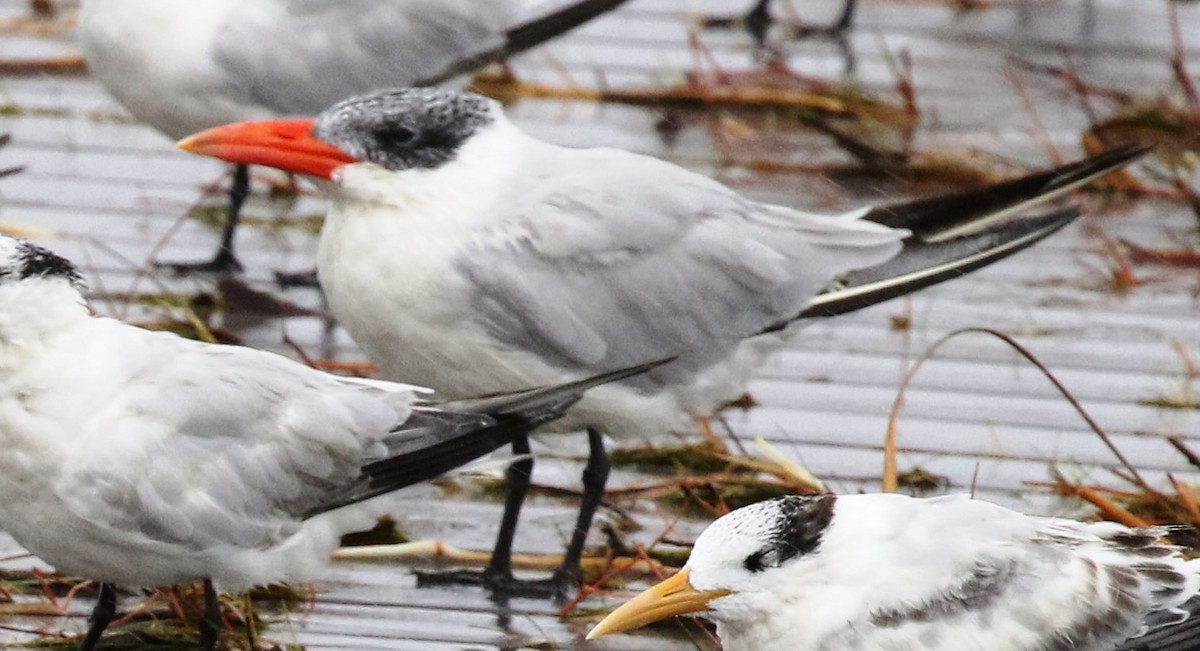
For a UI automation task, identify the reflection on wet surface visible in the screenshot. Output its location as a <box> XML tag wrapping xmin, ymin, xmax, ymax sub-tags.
<box><xmin>0</xmin><ymin>0</ymin><xmax>1198</xmax><ymax>648</ymax></box>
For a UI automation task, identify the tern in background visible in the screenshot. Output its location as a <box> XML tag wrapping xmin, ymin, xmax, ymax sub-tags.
<box><xmin>589</xmin><ymin>493</ymin><xmax>1200</xmax><ymax>651</ymax></box>
<box><xmin>77</xmin><ymin>0</ymin><xmax>629</xmax><ymax>273</ymax></box>
<box><xmin>0</xmin><ymin>234</ymin><xmax>654</xmax><ymax>651</ymax></box>
<box><xmin>179</xmin><ymin>86</ymin><xmax>1147</xmax><ymax>597</ymax></box>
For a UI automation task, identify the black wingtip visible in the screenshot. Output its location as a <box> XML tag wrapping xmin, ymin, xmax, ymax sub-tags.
<box><xmin>863</xmin><ymin>144</ymin><xmax>1151</xmax><ymax>239</ymax></box>
<box><xmin>503</xmin><ymin>0</ymin><xmax>631</xmax><ymax>57</ymax></box>
<box><xmin>418</xmin><ymin>0</ymin><xmax>629</xmax><ymax>86</ymax></box>
<box><xmin>794</xmin><ymin>208</ymin><xmax>1078</xmax><ymax>320</ymax></box>
<box><xmin>304</xmin><ymin>359</ymin><xmax>670</xmax><ymax>517</ymax></box>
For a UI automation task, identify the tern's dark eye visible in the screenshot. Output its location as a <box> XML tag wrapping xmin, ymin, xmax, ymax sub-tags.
<box><xmin>375</xmin><ymin>125</ymin><xmax>418</xmax><ymax>151</ymax></box>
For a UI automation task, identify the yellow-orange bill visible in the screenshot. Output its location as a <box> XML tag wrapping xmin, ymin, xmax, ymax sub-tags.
<box><xmin>587</xmin><ymin>569</ymin><xmax>731</xmax><ymax>639</ymax></box>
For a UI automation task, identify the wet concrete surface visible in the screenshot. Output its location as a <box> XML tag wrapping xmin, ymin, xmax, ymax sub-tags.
<box><xmin>0</xmin><ymin>0</ymin><xmax>1198</xmax><ymax>648</ymax></box>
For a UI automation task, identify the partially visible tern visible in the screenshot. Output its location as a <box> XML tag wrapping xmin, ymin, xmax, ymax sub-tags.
<box><xmin>180</xmin><ymin>86</ymin><xmax>1147</xmax><ymax>597</ymax></box>
<box><xmin>77</xmin><ymin>0</ymin><xmax>630</xmax><ymax>273</ymax></box>
<box><xmin>589</xmin><ymin>493</ymin><xmax>1200</xmax><ymax>651</ymax></box>
<box><xmin>0</xmin><ymin>234</ymin><xmax>651</xmax><ymax>651</ymax></box>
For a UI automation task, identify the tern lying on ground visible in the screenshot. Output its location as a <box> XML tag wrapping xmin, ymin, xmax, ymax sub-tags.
<box><xmin>589</xmin><ymin>493</ymin><xmax>1200</xmax><ymax>651</ymax></box>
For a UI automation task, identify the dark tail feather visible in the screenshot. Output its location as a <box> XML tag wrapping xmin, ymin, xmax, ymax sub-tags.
<box><xmin>306</xmin><ymin>359</ymin><xmax>668</xmax><ymax>517</ymax></box>
<box><xmin>420</xmin><ymin>0</ymin><xmax>629</xmax><ymax>85</ymax></box>
<box><xmin>792</xmin><ymin>208</ymin><xmax>1077</xmax><ymax>320</ymax></box>
<box><xmin>863</xmin><ymin>144</ymin><xmax>1149</xmax><ymax>241</ymax></box>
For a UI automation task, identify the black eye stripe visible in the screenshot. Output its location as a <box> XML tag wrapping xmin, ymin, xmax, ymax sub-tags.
<box><xmin>0</xmin><ymin>240</ymin><xmax>84</xmax><ymax>289</ymax></box>
<box><xmin>744</xmin><ymin>494</ymin><xmax>836</xmax><ymax>573</ymax></box>
<box><xmin>313</xmin><ymin>87</ymin><xmax>495</xmax><ymax>172</ymax></box>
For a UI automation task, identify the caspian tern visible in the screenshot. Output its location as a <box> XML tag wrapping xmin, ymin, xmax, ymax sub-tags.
<box><xmin>588</xmin><ymin>493</ymin><xmax>1200</xmax><ymax>651</ymax></box>
<box><xmin>0</xmin><ymin>234</ymin><xmax>654</xmax><ymax>650</ymax></box>
<box><xmin>77</xmin><ymin>0</ymin><xmax>630</xmax><ymax>273</ymax></box>
<box><xmin>178</xmin><ymin>86</ymin><xmax>1147</xmax><ymax>597</ymax></box>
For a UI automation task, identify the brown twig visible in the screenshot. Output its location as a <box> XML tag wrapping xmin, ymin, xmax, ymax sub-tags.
<box><xmin>884</xmin><ymin>328</ymin><xmax>1151</xmax><ymax>493</ymax></box>
<box><xmin>1169</xmin><ymin>437</ymin><xmax>1200</xmax><ymax>472</ymax></box>
<box><xmin>1168</xmin><ymin>3</ymin><xmax>1199</xmax><ymax>109</ymax></box>
<box><xmin>1169</xmin><ymin>474</ymin><xmax>1200</xmax><ymax>524</ymax></box>
<box><xmin>1065</xmin><ymin>483</ymin><xmax>1151</xmax><ymax>527</ymax></box>
<box><xmin>1004</xmin><ymin>65</ymin><xmax>1063</xmax><ymax>165</ymax></box>
<box><xmin>1120</xmin><ymin>238</ymin><xmax>1200</xmax><ymax>270</ymax></box>
<box><xmin>0</xmin><ymin>55</ymin><xmax>86</xmax><ymax>76</ymax></box>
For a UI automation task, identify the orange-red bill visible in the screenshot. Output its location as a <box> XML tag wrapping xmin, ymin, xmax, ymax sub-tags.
<box><xmin>178</xmin><ymin>119</ymin><xmax>357</xmax><ymax>180</ymax></box>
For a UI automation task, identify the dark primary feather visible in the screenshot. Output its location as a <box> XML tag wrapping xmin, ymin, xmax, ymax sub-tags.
<box><xmin>792</xmin><ymin>208</ymin><xmax>1075</xmax><ymax>320</ymax></box>
<box><xmin>306</xmin><ymin>359</ymin><xmax>668</xmax><ymax>516</ymax></box>
<box><xmin>861</xmin><ymin>143</ymin><xmax>1149</xmax><ymax>237</ymax></box>
<box><xmin>423</xmin><ymin>0</ymin><xmax>632</xmax><ymax>85</ymax></box>
<box><xmin>790</xmin><ymin>145</ymin><xmax>1149</xmax><ymax>321</ymax></box>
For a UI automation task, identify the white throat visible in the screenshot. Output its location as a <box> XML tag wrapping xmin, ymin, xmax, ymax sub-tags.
<box><xmin>327</xmin><ymin>116</ymin><xmax>522</xmax><ymax>220</ymax></box>
<box><xmin>0</xmin><ymin>280</ymin><xmax>90</xmax><ymax>363</ymax></box>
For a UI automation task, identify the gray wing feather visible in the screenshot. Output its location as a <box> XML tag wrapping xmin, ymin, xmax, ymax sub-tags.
<box><xmin>56</xmin><ymin>324</ymin><xmax>408</xmax><ymax>551</ymax></box>
<box><xmin>213</xmin><ymin>0</ymin><xmax>517</xmax><ymax>114</ymax></box>
<box><xmin>459</xmin><ymin>149</ymin><xmax>903</xmax><ymax>383</ymax></box>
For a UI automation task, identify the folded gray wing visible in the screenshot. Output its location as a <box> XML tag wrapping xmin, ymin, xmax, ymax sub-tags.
<box><xmin>55</xmin><ymin>324</ymin><xmax>412</xmax><ymax>551</ymax></box>
<box><xmin>213</xmin><ymin>0</ymin><xmax>519</xmax><ymax>114</ymax></box>
<box><xmin>458</xmin><ymin>147</ymin><xmax>903</xmax><ymax>384</ymax></box>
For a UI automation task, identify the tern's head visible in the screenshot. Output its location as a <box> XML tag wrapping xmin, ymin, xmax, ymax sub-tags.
<box><xmin>177</xmin><ymin>88</ymin><xmax>501</xmax><ymax>180</ymax></box>
<box><xmin>0</xmin><ymin>236</ymin><xmax>84</xmax><ymax>292</ymax></box>
<box><xmin>588</xmin><ymin>494</ymin><xmax>837</xmax><ymax>640</ymax></box>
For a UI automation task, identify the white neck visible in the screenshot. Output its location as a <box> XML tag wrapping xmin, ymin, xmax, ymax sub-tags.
<box><xmin>327</xmin><ymin>115</ymin><xmax>523</xmax><ymax>220</ymax></box>
<box><xmin>317</xmin><ymin>114</ymin><xmax>531</xmax><ymax>294</ymax></box>
<box><xmin>0</xmin><ymin>280</ymin><xmax>90</xmax><ymax>366</ymax></box>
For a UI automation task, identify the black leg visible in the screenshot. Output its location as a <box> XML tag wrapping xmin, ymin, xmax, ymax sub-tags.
<box><xmin>273</xmin><ymin>268</ymin><xmax>320</xmax><ymax>289</ymax></box>
<box><xmin>159</xmin><ymin>163</ymin><xmax>248</xmax><ymax>275</ymax></box>
<box><xmin>831</xmin><ymin>0</ymin><xmax>858</xmax><ymax>33</ymax></box>
<box><xmin>78</xmin><ymin>582</ymin><xmax>117</xmax><ymax>651</ymax></box>
<box><xmin>703</xmin><ymin>0</ymin><xmax>858</xmax><ymax>46</ymax></box>
<box><xmin>415</xmin><ymin>435</ymin><xmax>537</xmax><ymax>591</ymax></box>
<box><xmin>483</xmin><ymin>433</ymin><xmax>534</xmax><ymax>583</ymax></box>
<box><xmin>197</xmin><ymin>579</ymin><xmax>222</xmax><ymax>651</ymax></box>
<box><xmin>551</xmin><ymin>427</ymin><xmax>609</xmax><ymax>589</ymax></box>
<box><xmin>416</xmin><ymin>431</ymin><xmax>609</xmax><ymax>602</ymax></box>
<box><xmin>746</xmin><ymin>0</ymin><xmax>773</xmax><ymax>47</ymax></box>
<box><xmin>216</xmin><ymin>164</ymin><xmax>250</xmax><ymax>269</ymax></box>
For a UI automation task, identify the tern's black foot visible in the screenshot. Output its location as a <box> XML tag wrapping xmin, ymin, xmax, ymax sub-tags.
<box><xmin>156</xmin><ymin>249</ymin><xmax>244</xmax><ymax>276</ymax></box>
<box><xmin>273</xmin><ymin>268</ymin><xmax>320</xmax><ymax>289</ymax></box>
<box><xmin>415</xmin><ymin>566</ymin><xmax>579</xmax><ymax>601</ymax></box>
